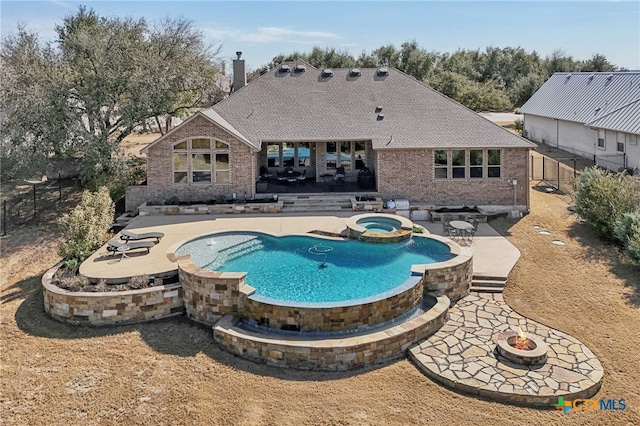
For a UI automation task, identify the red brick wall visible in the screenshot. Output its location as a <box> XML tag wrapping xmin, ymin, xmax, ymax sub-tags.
<box><xmin>376</xmin><ymin>148</ymin><xmax>530</xmax><ymax>208</ymax></box>
<box><xmin>146</xmin><ymin>115</ymin><xmax>256</xmax><ymax>203</ymax></box>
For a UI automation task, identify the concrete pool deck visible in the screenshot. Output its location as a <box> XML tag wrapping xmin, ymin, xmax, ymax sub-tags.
<box><xmin>79</xmin><ymin>212</ymin><xmax>520</xmax><ymax>282</ymax></box>
<box><xmin>73</xmin><ymin>213</ymin><xmax>605</xmax><ymax>404</ymax></box>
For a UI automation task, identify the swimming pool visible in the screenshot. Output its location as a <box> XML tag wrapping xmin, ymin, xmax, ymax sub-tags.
<box><xmin>175</xmin><ymin>232</ymin><xmax>454</xmax><ymax>304</ymax></box>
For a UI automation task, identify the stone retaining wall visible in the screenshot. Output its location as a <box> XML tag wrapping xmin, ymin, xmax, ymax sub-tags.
<box><xmin>178</xmin><ymin>256</ymin><xmax>246</xmax><ymax>326</ymax></box>
<box><xmin>138</xmin><ymin>201</ymin><xmax>283</xmax><ymax>216</ymax></box>
<box><xmin>416</xmin><ymin>252</ymin><xmax>473</xmax><ymax>303</ymax></box>
<box><xmin>239</xmin><ymin>276</ymin><xmax>424</xmax><ymax>333</ymax></box>
<box><xmin>42</xmin><ymin>263</ymin><xmax>184</xmax><ymax>325</ymax></box>
<box><xmin>213</xmin><ymin>295</ymin><xmax>450</xmax><ymax>371</ymax></box>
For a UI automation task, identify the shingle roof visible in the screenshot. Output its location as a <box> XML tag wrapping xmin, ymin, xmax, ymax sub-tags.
<box><xmin>520</xmin><ymin>72</ymin><xmax>640</xmax><ymax>135</ymax></box>
<box><xmin>208</xmin><ymin>61</ymin><xmax>533</xmax><ymax>150</ymax></box>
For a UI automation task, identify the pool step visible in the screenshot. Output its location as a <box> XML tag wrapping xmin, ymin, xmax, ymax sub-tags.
<box><xmin>470</xmin><ymin>275</ymin><xmax>507</xmax><ymax>293</ymax></box>
<box><xmin>217</xmin><ymin>240</ymin><xmax>263</xmax><ymax>263</ymax></box>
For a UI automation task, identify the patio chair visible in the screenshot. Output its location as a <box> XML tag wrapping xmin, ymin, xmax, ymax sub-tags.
<box><xmin>107</xmin><ymin>238</ymin><xmax>155</xmax><ymax>256</ymax></box>
<box><xmin>442</xmin><ymin>221</ymin><xmax>459</xmax><ymax>239</ymax></box>
<box><xmin>120</xmin><ymin>229</ymin><xmax>165</xmax><ymax>243</ymax></box>
<box><xmin>297</xmin><ymin>169</ymin><xmax>307</xmax><ymax>184</ymax></box>
<box><xmin>465</xmin><ymin>218</ymin><xmax>479</xmax><ymax>239</ymax></box>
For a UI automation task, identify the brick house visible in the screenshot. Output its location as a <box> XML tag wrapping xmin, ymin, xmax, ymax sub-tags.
<box><xmin>133</xmin><ymin>58</ymin><xmax>535</xmax><ymax>211</ymax></box>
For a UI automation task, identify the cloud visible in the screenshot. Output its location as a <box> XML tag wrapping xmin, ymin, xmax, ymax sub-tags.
<box><xmin>49</xmin><ymin>0</ymin><xmax>73</xmax><ymax>8</ymax></box>
<box><xmin>240</xmin><ymin>27</ymin><xmax>340</xmax><ymax>43</ymax></box>
<box><xmin>201</xmin><ymin>26</ymin><xmax>341</xmax><ymax>44</ymax></box>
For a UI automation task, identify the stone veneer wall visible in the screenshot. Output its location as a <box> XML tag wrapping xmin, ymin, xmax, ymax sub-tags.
<box><xmin>213</xmin><ymin>295</ymin><xmax>450</xmax><ymax>371</ymax></box>
<box><xmin>42</xmin><ymin>263</ymin><xmax>184</xmax><ymax>325</ymax></box>
<box><xmin>138</xmin><ymin>201</ymin><xmax>282</xmax><ymax>216</ymax></box>
<box><xmin>239</xmin><ymin>276</ymin><xmax>423</xmax><ymax>333</ymax></box>
<box><xmin>417</xmin><ymin>254</ymin><xmax>473</xmax><ymax>303</ymax></box>
<box><xmin>177</xmin><ymin>256</ymin><xmax>246</xmax><ymax>326</ymax></box>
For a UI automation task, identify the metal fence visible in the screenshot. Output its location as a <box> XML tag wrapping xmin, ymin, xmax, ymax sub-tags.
<box><xmin>530</xmin><ymin>155</ymin><xmax>582</xmax><ymax>195</ymax></box>
<box><xmin>1</xmin><ymin>176</ymin><xmax>80</xmax><ymax>235</ymax></box>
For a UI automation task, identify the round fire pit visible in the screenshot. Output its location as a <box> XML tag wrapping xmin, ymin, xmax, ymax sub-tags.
<box><xmin>495</xmin><ymin>330</ymin><xmax>548</xmax><ymax>365</ymax></box>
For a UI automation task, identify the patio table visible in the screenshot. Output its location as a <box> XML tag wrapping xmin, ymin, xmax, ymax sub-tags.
<box><xmin>449</xmin><ymin>220</ymin><xmax>474</xmax><ymax>240</ymax></box>
<box><xmin>449</xmin><ymin>220</ymin><xmax>473</xmax><ymax>232</ymax></box>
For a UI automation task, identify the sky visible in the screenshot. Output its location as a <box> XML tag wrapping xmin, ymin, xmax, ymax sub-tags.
<box><xmin>1</xmin><ymin>0</ymin><xmax>639</xmax><ymax>72</ymax></box>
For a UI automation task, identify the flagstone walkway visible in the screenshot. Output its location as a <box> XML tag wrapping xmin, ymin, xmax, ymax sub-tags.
<box><xmin>409</xmin><ymin>293</ymin><xmax>603</xmax><ymax>406</ymax></box>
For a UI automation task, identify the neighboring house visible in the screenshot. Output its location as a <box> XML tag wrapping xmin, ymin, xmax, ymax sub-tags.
<box><xmin>132</xmin><ymin>58</ymin><xmax>535</xmax><ymax>211</ymax></box>
<box><xmin>520</xmin><ymin>72</ymin><xmax>640</xmax><ymax>173</ymax></box>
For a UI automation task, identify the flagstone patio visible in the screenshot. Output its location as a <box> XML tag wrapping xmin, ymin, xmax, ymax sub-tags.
<box><xmin>409</xmin><ymin>292</ymin><xmax>603</xmax><ymax>406</ymax></box>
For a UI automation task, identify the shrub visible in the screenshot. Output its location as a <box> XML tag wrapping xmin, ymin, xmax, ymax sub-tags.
<box><xmin>58</xmin><ymin>186</ymin><xmax>115</xmax><ymax>263</ymax></box>
<box><xmin>613</xmin><ymin>212</ymin><xmax>640</xmax><ymax>245</ymax></box>
<box><xmin>128</xmin><ymin>275</ymin><xmax>150</xmax><ymax>289</ymax></box>
<box><xmin>574</xmin><ymin>167</ymin><xmax>640</xmax><ymax>239</ymax></box>
<box><xmin>94</xmin><ymin>279</ymin><xmax>109</xmax><ymax>292</ymax></box>
<box><xmin>626</xmin><ymin>232</ymin><xmax>640</xmax><ymax>265</ymax></box>
<box><xmin>614</xmin><ymin>212</ymin><xmax>640</xmax><ymax>265</ymax></box>
<box><xmin>513</xmin><ymin>118</ymin><xmax>524</xmax><ymax>135</ymax></box>
<box><xmin>53</xmin><ymin>269</ymin><xmax>90</xmax><ymax>292</ymax></box>
<box><xmin>164</xmin><ymin>196</ymin><xmax>179</xmax><ymax>205</ymax></box>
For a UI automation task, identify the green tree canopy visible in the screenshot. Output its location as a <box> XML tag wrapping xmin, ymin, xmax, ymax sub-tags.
<box><xmin>1</xmin><ymin>6</ymin><xmax>220</xmax><ymax>188</ymax></box>
<box><xmin>262</xmin><ymin>42</ymin><xmax>621</xmax><ymax>112</ymax></box>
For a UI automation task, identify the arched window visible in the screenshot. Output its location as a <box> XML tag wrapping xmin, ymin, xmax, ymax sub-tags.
<box><xmin>172</xmin><ymin>138</ymin><xmax>230</xmax><ymax>184</ymax></box>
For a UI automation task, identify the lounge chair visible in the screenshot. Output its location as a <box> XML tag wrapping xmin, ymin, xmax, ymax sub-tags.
<box><xmin>107</xmin><ymin>238</ymin><xmax>155</xmax><ymax>256</ymax></box>
<box><xmin>119</xmin><ymin>229</ymin><xmax>164</xmax><ymax>243</ymax></box>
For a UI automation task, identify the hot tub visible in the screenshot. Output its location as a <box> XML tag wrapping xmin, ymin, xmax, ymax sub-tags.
<box><xmin>345</xmin><ymin>213</ymin><xmax>414</xmax><ymax>243</ymax></box>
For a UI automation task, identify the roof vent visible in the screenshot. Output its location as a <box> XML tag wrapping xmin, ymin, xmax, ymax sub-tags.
<box><xmin>321</xmin><ymin>69</ymin><xmax>334</xmax><ymax>78</ymax></box>
<box><xmin>377</xmin><ymin>113</ymin><xmax>385</xmax><ymax>121</ymax></box>
<box><xmin>260</xmin><ymin>68</ymin><xmax>268</xmax><ymax>75</ymax></box>
<box><xmin>349</xmin><ymin>68</ymin><xmax>361</xmax><ymax>77</ymax></box>
<box><xmin>377</xmin><ymin>67</ymin><xmax>389</xmax><ymax>76</ymax></box>
<box><xmin>294</xmin><ymin>64</ymin><xmax>306</xmax><ymax>73</ymax></box>
<box><xmin>607</xmin><ymin>74</ymin><xmax>613</xmax><ymax>80</ymax></box>
<box><xmin>566</xmin><ymin>74</ymin><xmax>572</xmax><ymax>79</ymax></box>
<box><xmin>588</xmin><ymin>74</ymin><xmax>594</xmax><ymax>80</ymax></box>
<box><xmin>279</xmin><ymin>64</ymin><xmax>291</xmax><ymax>73</ymax></box>
<box><xmin>375</xmin><ymin>105</ymin><xmax>383</xmax><ymax>113</ymax></box>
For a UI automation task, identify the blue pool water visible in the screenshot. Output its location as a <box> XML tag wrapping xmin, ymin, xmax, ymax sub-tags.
<box><xmin>175</xmin><ymin>232</ymin><xmax>454</xmax><ymax>303</ymax></box>
<box><xmin>357</xmin><ymin>216</ymin><xmax>401</xmax><ymax>233</ymax></box>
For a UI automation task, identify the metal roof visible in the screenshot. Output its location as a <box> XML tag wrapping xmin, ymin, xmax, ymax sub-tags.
<box><xmin>206</xmin><ymin>60</ymin><xmax>533</xmax><ymax>150</ymax></box>
<box><xmin>520</xmin><ymin>72</ymin><xmax>640</xmax><ymax>135</ymax></box>
<box><xmin>586</xmin><ymin>99</ymin><xmax>640</xmax><ymax>135</ymax></box>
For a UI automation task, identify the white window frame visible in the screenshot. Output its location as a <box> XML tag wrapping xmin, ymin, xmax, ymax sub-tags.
<box><xmin>469</xmin><ymin>149</ymin><xmax>483</xmax><ymax>179</ymax></box>
<box><xmin>597</xmin><ymin>129</ymin><xmax>605</xmax><ymax>149</ymax></box>
<box><xmin>616</xmin><ymin>132</ymin><xmax>625</xmax><ymax>153</ymax></box>
<box><xmin>487</xmin><ymin>149</ymin><xmax>501</xmax><ymax>179</ymax></box>
<box><xmin>451</xmin><ymin>149</ymin><xmax>466</xmax><ymax>179</ymax></box>
<box><xmin>434</xmin><ymin>150</ymin><xmax>448</xmax><ymax>179</ymax></box>
<box><xmin>171</xmin><ymin>138</ymin><xmax>230</xmax><ymax>185</ymax></box>
<box><xmin>628</xmin><ymin>134</ymin><xmax>638</xmax><ymax>146</ymax></box>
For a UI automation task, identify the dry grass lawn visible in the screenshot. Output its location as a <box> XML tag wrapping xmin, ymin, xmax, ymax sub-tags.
<box><xmin>1</xmin><ymin>186</ymin><xmax>639</xmax><ymax>425</ymax></box>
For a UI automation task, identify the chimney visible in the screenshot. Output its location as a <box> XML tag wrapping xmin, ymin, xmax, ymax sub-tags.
<box><xmin>232</xmin><ymin>51</ymin><xmax>246</xmax><ymax>92</ymax></box>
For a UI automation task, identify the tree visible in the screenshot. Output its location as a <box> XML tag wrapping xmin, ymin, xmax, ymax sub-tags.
<box><xmin>1</xmin><ymin>6</ymin><xmax>220</xmax><ymax>190</ymax></box>
<box><xmin>580</xmin><ymin>54</ymin><xmax>617</xmax><ymax>72</ymax></box>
